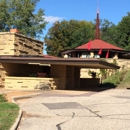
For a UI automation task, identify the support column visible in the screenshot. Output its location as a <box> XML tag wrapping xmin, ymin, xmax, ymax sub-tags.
<box><xmin>71</xmin><ymin>52</ymin><xmax>76</xmax><ymax>57</ymax></box>
<box><xmin>66</xmin><ymin>66</ymin><xmax>74</xmax><ymax>89</ymax></box>
<box><xmin>113</xmin><ymin>53</ymin><xmax>118</xmax><ymax>59</ymax></box>
<box><xmin>74</xmin><ymin>67</ymin><xmax>80</xmax><ymax>89</ymax></box>
<box><xmin>50</xmin><ymin>65</ymin><xmax>66</xmax><ymax>90</ymax></box>
<box><xmin>90</xmin><ymin>52</ymin><xmax>94</xmax><ymax>58</ymax></box>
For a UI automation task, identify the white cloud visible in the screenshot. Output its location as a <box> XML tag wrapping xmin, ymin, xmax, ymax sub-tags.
<box><xmin>44</xmin><ymin>16</ymin><xmax>64</xmax><ymax>23</ymax></box>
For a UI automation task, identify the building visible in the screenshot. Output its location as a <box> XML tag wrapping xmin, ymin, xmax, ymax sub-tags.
<box><xmin>61</xmin><ymin>8</ymin><xmax>130</xmax><ymax>59</ymax></box>
<box><xmin>60</xmin><ymin>8</ymin><xmax>130</xmax><ymax>78</ymax></box>
<box><xmin>0</xmin><ymin>28</ymin><xmax>119</xmax><ymax>90</ymax></box>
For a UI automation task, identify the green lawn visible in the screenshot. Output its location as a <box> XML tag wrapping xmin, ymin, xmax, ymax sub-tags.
<box><xmin>0</xmin><ymin>94</ymin><xmax>19</xmax><ymax>130</ymax></box>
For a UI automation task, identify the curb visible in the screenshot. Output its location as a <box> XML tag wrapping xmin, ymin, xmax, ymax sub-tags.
<box><xmin>10</xmin><ymin>109</ymin><xmax>23</xmax><ymax>130</ymax></box>
<box><xmin>12</xmin><ymin>93</ymin><xmax>41</xmax><ymax>103</ymax></box>
<box><xmin>10</xmin><ymin>93</ymin><xmax>41</xmax><ymax>130</ymax></box>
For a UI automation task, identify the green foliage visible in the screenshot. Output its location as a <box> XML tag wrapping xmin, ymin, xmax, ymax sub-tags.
<box><xmin>99</xmin><ymin>59</ymin><xmax>118</xmax><ymax>80</ymax></box>
<box><xmin>99</xmin><ymin>59</ymin><xmax>110</xmax><ymax>79</ymax></box>
<box><xmin>113</xmin><ymin>59</ymin><xmax>118</xmax><ymax>65</ymax></box>
<box><xmin>99</xmin><ymin>59</ymin><xmax>128</xmax><ymax>87</ymax></box>
<box><xmin>100</xmin><ymin>19</ymin><xmax>118</xmax><ymax>46</ymax></box>
<box><xmin>103</xmin><ymin>70</ymin><xmax>126</xmax><ymax>86</ymax></box>
<box><xmin>118</xmin><ymin>69</ymin><xmax>130</xmax><ymax>88</ymax></box>
<box><xmin>0</xmin><ymin>103</ymin><xmax>19</xmax><ymax>130</ymax></box>
<box><xmin>100</xmin><ymin>69</ymin><xmax>108</xmax><ymax>79</ymax></box>
<box><xmin>116</xmin><ymin>12</ymin><xmax>130</xmax><ymax>50</ymax></box>
<box><xmin>0</xmin><ymin>93</ymin><xmax>7</xmax><ymax>102</ymax></box>
<box><xmin>103</xmin><ymin>71</ymin><xmax>120</xmax><ymax>86</ymax></box>
<box><xmin>45</xmin><ymin>20</ymin><xmax>95</xmax><ymax>57</ymax></box>
<box><xmin>121</xmin><ymin>69</ymin><xmax>130</xmax><ymax>83</ymax></box>
<box><xmin>0</xmin><ymin>0</ymin><xmax>47</xmax><ymax>39</ymax></box>
<box><xmin>99</xmin><ymin>15</ymin><xmax>130</xmax><ymax>50</ymax></box>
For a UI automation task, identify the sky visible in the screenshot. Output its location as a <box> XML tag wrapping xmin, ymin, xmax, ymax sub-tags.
<box><xmin>36</xmin><ymin>0</ymin><xmax>130</xmax><ymax>53</ymax></box>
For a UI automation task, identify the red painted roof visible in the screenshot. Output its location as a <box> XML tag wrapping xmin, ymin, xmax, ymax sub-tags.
<box><xmin>76</xmin><ymin>39</ymin><xmax>124</xmax><ymax>50</ymax></box>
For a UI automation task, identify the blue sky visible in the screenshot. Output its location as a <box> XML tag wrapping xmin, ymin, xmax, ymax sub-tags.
<box><xmin>36</xmin><ymin>0</ymin><xmax>130</xmax><ymax>53</ymax></box>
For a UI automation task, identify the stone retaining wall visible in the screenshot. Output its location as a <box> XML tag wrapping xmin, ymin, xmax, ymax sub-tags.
<box><xmin>5</xmin><ymin>77</ymin><xmax>59</xmax><ymax>90</ymax></box>
<box><xmin>51</xmin><ymin>65</ymin><xmax>66</xmax><ymax>90</ymax></box>
<box><xmin>0</xmin><ymin>32</ymin><xmax>43</xmax><ymax>56</ymax></box>
<box><xmin>0</xmin><ymin>63</ymin><xmax>44</xmax><ymax>87</ymax></box>
<box><xmin>81</xmin><ymin>59</ymin><xmax>130</xmax><ymax>78</ymax></box>
<box><xmin>107</xmin><ymin>59</ymin><xmax>130</xmax><ymax>70</ymax></box>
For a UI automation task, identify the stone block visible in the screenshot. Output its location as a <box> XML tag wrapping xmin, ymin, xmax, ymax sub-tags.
<box><xmin>0</xmin><ymin>32</ymin><xmax>43</xmax><ymax>56</ymax></box>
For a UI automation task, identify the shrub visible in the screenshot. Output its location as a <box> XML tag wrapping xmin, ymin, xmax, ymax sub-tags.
<box><xmin>103</xmin><ymin>70</ymin><xmax>126</xmax><ymax>86</ymax></box>
<box><xmin>0</xmin><ymin>93</ymin><xmax>7</xmax><ymax>102</ymax></box>
<box><xmin>100</xmin><ymin>59</ymin><xmax>118</xmax><ymax>80</ymax></box>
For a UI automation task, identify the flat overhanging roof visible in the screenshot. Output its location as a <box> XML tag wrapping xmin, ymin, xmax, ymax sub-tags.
<box><xmin>0</xmin><ymin>57</ymin><xmax>120</xmax><ymax>69</ymax></box>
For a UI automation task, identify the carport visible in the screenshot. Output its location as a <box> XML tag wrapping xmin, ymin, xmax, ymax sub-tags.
<box><xmin>0</xmin><ymin>57</ymin><xmax>120</xmax><ymax>90</ymax></box>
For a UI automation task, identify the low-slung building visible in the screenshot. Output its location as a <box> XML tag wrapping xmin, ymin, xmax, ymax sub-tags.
<box><xmin>0</xmin><ymin>29</ymin><xmax>119</xmax><ymax>90</ymax></box>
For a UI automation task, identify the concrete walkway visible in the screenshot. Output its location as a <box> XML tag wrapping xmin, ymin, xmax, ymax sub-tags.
<box><xmin>17</xmin><ymin>89</ymin><xmax>130</xmax><ymax>130</ymax></box>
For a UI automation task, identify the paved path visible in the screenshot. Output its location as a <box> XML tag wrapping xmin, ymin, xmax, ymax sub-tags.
<box><xmin>17</xmin><ymin>89</ymin><xmax>130</xmax><ymax>130</ymax></box>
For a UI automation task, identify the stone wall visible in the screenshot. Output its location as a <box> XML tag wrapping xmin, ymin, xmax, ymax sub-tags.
<box><xmin>0</xmin><ymin>63</ymin><xmax>59</xmax><ymax>90</ymax></box>
<box><xmin>0</xmin><ymin>32</ymin><xmax>43</xmax><ymax>56</ymax></box>
<box><xmin>0</xmin><ymin>63</ymin><xmax>6</xmax><ymax>87</ymax></box>
<box><xmin>5</xmin><ymin>77</ymin><xmax>59</xmax><ymax>90</ymax></box>
<box><xmin>74</xmin><ymin>67</ymin><xmax>80</xmax><ymax>89</ymax></box>
<box><xmin>0</xmin><ymin>33</ymin><xmax>15</xmax><ymax>55</ymax></box>
<box><xmin>80</xmin><ymin>58</ymin><xmax>130</xmax><ymax>78</ymax></box>
<box><xmin>50</xmin><ymin>65</ymin><xmax>66</xmax><ymax>90</ymax></box>
<box><xmin>66</xmin><ymin>66</ymin><xmax>74</xmax><ymax>89</ymax></box>
<box><xmin>107</xmin><ymin>59</ymin><xmax>130</xmax><ymax>70</ymax></box>
<box><xmin>0</xmin><ymin>63</ymin><xmax>44</xmax><ymax>87</ymax></box>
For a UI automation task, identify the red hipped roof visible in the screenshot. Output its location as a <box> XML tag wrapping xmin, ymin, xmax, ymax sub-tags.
<box><xmin>76</xmin><ymin>39</ymin><xmax>124</xmax><ymax>50</ymax></box>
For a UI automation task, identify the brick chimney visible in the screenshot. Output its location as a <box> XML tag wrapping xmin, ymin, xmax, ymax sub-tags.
<box><xmin>10</xmin><ymin>28</ymin><xmax>19</xmax><ymax>33</ymax></box>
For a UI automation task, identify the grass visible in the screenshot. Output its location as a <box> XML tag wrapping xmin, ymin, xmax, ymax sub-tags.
<box><xmin>0</xmin><ymin>94</ymin><xmax>19</xmax><ymax>130</ymax></box>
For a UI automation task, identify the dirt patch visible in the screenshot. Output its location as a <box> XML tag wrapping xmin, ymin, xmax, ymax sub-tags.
<box><xmin>22</xmin><ymin>111</ymin><xmax>42</xmax><ymax>118</ymax></box>
<box><xmin>22</xmin><ymin>111</ymin><xmax>35</xmax><ymax>118</ymax></box>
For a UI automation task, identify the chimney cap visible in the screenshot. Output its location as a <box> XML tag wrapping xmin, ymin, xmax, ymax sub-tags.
<box><xmin>10</xmin><ymin>28</ymin><xmax>19</xmax><ymax>33</ymax></box>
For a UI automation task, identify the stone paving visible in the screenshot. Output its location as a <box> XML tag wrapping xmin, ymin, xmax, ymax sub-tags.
<box><xmin>17</xmin><ymin>89</ymin><xmax>130</xmax><ymax>130</ymax></box>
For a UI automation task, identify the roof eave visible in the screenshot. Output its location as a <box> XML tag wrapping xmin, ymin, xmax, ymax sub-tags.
<box><xmin>0</xmin><ymin>57</ymin><xmax>120</xmax><ymax>69</ymax></box>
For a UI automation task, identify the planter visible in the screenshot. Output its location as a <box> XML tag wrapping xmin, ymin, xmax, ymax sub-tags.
<box><xmin>37</xmin><ymin>73</ymin><xmax>46</xmax><ymax>77</ymax></box>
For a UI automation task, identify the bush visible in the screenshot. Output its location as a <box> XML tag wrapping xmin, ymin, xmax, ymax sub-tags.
<box><xmin>103</xmin><ymin>70</ymin><xmax>126</xmax><ymax>86</ymax></box>
<box><xmin>0</xmin><ymin>93</ymin><xmax>7</xmax><ymax>102</ymax></box>
<box><xmin>100</xmin><ymin>59</ymin><xmax>118</xmax><ymax>80</ymax></box>
<box><xmin>118</xmin><ymin>69</ymin><xmax>130</xmax><ymax>88</ymax></box>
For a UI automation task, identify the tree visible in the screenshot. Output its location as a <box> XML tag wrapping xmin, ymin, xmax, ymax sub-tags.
<box><xmin>116</xmin><ymin>12</ymin><xmax>130</xmax><ymax>50</ymax></box>
<box><xmin>0</xmin><ymin>0</ymin><xmax>10</xmax><ymax>31</ymax></box>
<box><xmin>0</xmin><ymin>0</ymin><xmax>47</xmax><ymax>39</ymax></box>
<box><xmin>45</xmin><ymin>20</ymin><xmax>95</xmax><ymax>56</ymax></box>
<box><xmin>100</xmin><ymin>19</ymin><xmax>118</xmax><ymax>46</ymax></box>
